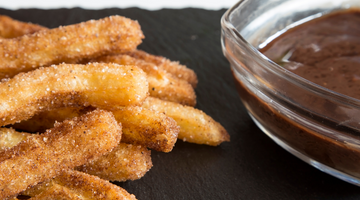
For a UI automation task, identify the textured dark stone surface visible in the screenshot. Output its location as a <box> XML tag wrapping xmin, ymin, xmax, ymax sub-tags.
<box><xmin>1</xmin><ymin>7</ymin><xmax>360</xmax><ymax>200</ymax></box>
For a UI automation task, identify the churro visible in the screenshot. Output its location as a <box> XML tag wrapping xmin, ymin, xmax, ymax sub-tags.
<box><xmin>27</xmin><ymin>183</ymin><xmax>82</xmax><ymax>200</ymax></box>
<box><xmin>0</xmin><ymin>109</ymin><xmax>122</xmax><ymax>199</ymax></box>
<box><xmin>0</xmin><ymin>63</ymin><xmax>148</xmax><ymax>126</ymax></box>
<box><xmin>0</xmin><ymin>128</ymin><xmax>152</xmax><ymax>182</ymax></box>
<box><xmin>12</xmin><ymin>97</ymin><xmax>229</xmax><ymax>146</ymax></box>
<box><xmin>113</xmin><ymin>106</ymin><xmax>179</xmax><ymax>152</ymax></box>
<box><xmin>123</xmin><ymin>49</ymin><xmax>198</xmax><ymax>87</ymax></box>
<box><xmin>0</xmin><ymin>128</ymin><xmax>28</xmax><ymax>149</ymax></box>
<box><xmin>76</xmin><ymin>143</ymin><xmax>152</xmax><ymax>182</ymax></box>
<box><xmin>12</xmin><ymin>106</ymin><xmax>179</xmax><ymax>152</ymax></box>
<box><xmin>24</xmin><ymin>169</ymin><xmax>137</xmax><ymax>200</ymax></box>
<box><xmin>0</xmin><ymin>15</ymin><xmax>46</xmax><ymax>39</ymax></box>
<box><xmin>91</xmin><ymin>54</ymin><xmax>196</xmax><ymax>106</ymax></box>
<box><xmin>0</xmin><ymin>13</ymin><xmax>230</xmax><ymax>199</ymax></box>
<box><xmin>0</xmin><ymin>15</ymin><xmax>144</xmax><ymax>79</ymax></box>
<box><xmin>143</xmin><ymin>97</ymin><xmax>230</xmax><ymax>146</ymax></box>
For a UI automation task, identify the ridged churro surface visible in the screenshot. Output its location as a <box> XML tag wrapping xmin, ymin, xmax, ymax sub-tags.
<box><xmin>113</xmin><ymin>106</ymin><xmax>179</xmax><ymax>152</ymax></box>
<box><xmin>0</xmin><ymin>63</ymin><xmax>148</xmax><ymax>126</ymax></box>
<box><xmin>25</xmin><ymin>170</ymin><xmax>137</xmax><ymax>200</ymax></box>
<box><xmin>0</xmin><ymin>15</ymin><xmax>144</xmax><ymax>79</ymax></box>
<box><xmin>92</xmin><ymin>54</ymin><xmax>196</xmax><ymax>106</ymax></box>
<box><xmin>0</xmin><ymin>15</ymin><xmax>46</xmax><ymax>39</ymax></box>
<box><xmin>28</xmin><ymin>183</ymin><xmax>82</xmax><ymax>200</ymax></box>
<box><xmin>1</xmin><ymin>124</ymin><xmax>152</xmax><ymax>183</ymax></box>
<box><xmin>0</xmin><ymin>109</ymin><xmax>122</xmax><ymax>199</ymax></box>
<box><xmin>143</xmin><ymin>97</ymin><xmax>230</xmax><ymax>146</ymax></box>
<box><xmin>76</xmin><ymin>143</ymin><xmax>152</xmax><ymax>182</ymax></box>
<box><xmin>123</xmin><ymin>50</ymin><xmax>197</xmax><ymax>87</ymax></box>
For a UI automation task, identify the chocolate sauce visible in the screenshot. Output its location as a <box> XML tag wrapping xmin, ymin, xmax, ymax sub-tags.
<box><xmin>232</xmin><ymin>9</ymin><xmax>360</xmax><ymax>179</ymax></box>
<box><xmin>261</xmin><ymin>9</ymin><xmax>360</xmax><ymax>99</ymax></box>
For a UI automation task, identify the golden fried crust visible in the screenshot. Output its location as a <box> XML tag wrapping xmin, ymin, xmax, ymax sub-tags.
<box><xmin>0</xmin><ymin>15</ymin><xmax>144</xmax><ymax>79</ymax></box>
<box><xmin>0</xmin><ymin>63</ymin><xmax>148</xmax><ymax>126</ymax></box>
<box><xmin>76</xmin><ymin>143</ymin><xmax>152</xmax><ymax>182</ymax></box>
<box><xmin>12</xmin><ymin>106</ymin><xmax>179</xmax><ymax>152</ymax></box>
<box><xmin>142</xmin><ymin>97</ymin><xmax>230</xmax><ymax>146</ymax></box>
<box><xmin>28</xmin><ymin>184</ymin><xmax>82</xmax><ymax>200</ymax></box>
<box><xmin>0</xmin><ymin>109</ymin><xmax>122</xmax><ymax>199</ymax></box>
<box><xmin>113</xmin><ymin>106</ymin><xmax>179</xmax><ymax>152</ymax></box>
<box><xmin>25</xmin><ymin>170</ymin><xmax>137</xmax><ymax>200</ymax></box>
<box><xmin>0</xmin><ymin>15</ymin><xmax>47</xmax><ymax>39</ymax></box>
<box><xmin>0</xmin><ymin>128</ymin><xmax>28</xmax><ymax>150</ymax></box>
<box><xmin>91</xmin><ymin>54</ymin><xmax>197</xmax><ymax>106</ymax></box>
<box><xmin>123</xmin><ymin>50</ymin><xmax>198</xmax><ymax>88</ymax></box>
<box><xmin>0</xmin><ymin>127</ymin><xmax>152</xmax><ymax>183</ymax></box>
<box><xmin>11</xmin><ymin>107</ymin><xmax>94</xmax><ymax>133</ymax></box>
<box><xmin>55</xmin><ymin>170</ymin><xmax>137</xmax><ymax>200</ymax></box>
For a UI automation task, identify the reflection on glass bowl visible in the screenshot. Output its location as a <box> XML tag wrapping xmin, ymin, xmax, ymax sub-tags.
<box><xmin>221</xmin><ymin>0</ymin><xmax>360</xmax><ymax>186</ymax></box>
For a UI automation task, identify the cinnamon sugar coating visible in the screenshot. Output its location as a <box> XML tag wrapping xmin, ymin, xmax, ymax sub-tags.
<box><xmin>0</xmin><ymin>15</ymin><xmax>144</xmax><ymax>79</ymax></box>
<box><xmin>143</xmin><ymin>97</ymin><xmax>230</xmax><ymax>146</ymax></box>
<box><xmin>123</xmin><ymin>50</ymin><xmax>198</xmax><ymax>88</ymax></box>
<box><xmin>91</xmin><ymin>54</ymin><xmax>196</xmax><ymax>106</ymax></box>
<box><xmin>0</xmin><ymin>63</ymin><xmax>148</xmax><ymax>126</ymax></box>
<box><xmin>0</xmin><ymin>109</ymin><xmax>122</xmax><ymax>199</ymax></box>
<box><xmin>24</xmin><ymin>170</ymin><xmax>136</xmax><ymax>200</ymax></box>
<box><xmin>0</xmin><ymin>15</ymin><xmax>47</xmax><ymax>39</ymax></box>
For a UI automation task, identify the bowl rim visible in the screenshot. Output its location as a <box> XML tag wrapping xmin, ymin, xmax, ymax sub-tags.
<box><xmin>221</xmin><ymin>0</ymin><xmax>360</xmax><ymax>108</ymax></box>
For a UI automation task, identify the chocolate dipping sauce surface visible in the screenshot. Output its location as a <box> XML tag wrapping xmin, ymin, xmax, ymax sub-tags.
<box><xmin>232</xmin><ymin>9</ymin><xmax>360</xmax><ymax>180</ymax></box>
<box><xmin>260</xmin><ymin>9</ymin><xmax>360</xmax><ymax>99</ymax></box>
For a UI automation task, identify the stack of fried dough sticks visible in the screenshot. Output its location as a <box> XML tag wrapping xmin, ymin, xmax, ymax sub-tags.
<box><xmin>0</xmin><ymin>15</ymin><xmax>230</xmax><ymax>199</ymax></box>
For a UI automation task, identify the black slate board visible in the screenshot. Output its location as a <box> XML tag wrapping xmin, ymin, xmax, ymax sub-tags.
<box><xmin>1</xmin><ymin>7</ymin><xmax>360</xmax><ymax>200</ymax></box>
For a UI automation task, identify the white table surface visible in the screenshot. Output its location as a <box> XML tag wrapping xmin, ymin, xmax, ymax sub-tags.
<box><xmin>0</xmin><ymin>0</ymin><xmax>238</xmax><ymax>10</ymax></box>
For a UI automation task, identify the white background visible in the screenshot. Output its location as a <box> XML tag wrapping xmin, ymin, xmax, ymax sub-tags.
<box><xmin>0</xmin><ymin>0</ymin><xmax>238</xmax><ymax>10</ymax></box>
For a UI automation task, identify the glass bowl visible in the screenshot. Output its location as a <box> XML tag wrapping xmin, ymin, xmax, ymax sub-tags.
<box><xmin>221</xmin><ymin>0</ymin><xmax>360</xmax><ymax>186</ymax></box>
